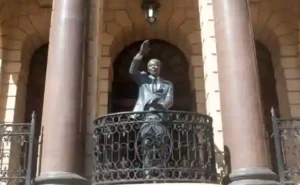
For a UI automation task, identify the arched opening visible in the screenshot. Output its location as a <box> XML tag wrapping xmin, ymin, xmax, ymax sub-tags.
<box><xmin>110</xmin><ymin>39</ymin><xmax>195</xmax><ymax>113</ymax></box>
<box><xmin>24</xmin><ymin>44</ymin><xmax>48</xmax><ymax>177</ymax></box>
<box><xmin>256</xmin><ymin>41</ymin><xmax>279</xmax><ymax>173</ymax></box>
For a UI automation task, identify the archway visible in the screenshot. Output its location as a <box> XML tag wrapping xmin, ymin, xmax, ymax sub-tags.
<box><xmin>24</xmin><ymin>44</ymin><xmax>48</xmax><ymax>124</ymax></box>
<box><xmin>24</xmin><ymin>44</ymin><xmax>48</xmax><ymax>177</ymax></box>
<box><xmin>256</xmin><ymin>41</ymin><xmax>279</xmax><ymax>173</ymax></box>
<box><xmin>110</xmin><ymin>39</ymin><xmax>194</xmax><ymax>113</ymax></box>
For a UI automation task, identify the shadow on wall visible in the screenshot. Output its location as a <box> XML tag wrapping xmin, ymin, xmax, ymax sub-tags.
<box><xmin>0</xmin><ymin>40</ymin><xmax>47</xmax><ymax>183</ymax></box>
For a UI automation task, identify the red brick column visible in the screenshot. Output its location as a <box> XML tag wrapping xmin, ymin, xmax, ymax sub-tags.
<box><xmin>35</xmin><ymin>0</ymin><xmax>87</xmax><ymax>184</ymax></box>
<box><xmin>212</xmin><ymin>0</ymin><xmax>278</xmax><ymax>184</ymax></box>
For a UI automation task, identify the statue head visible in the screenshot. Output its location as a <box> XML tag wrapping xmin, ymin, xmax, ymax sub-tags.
<box><xmin>147</xmin><ymin>58</ymin><xmax>161</xmax><ymax>77</ymax></box>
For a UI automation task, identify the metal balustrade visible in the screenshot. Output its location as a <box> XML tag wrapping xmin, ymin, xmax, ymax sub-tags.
<box><xmin>92</xmin><ymin>110</ymin><xmax>217</xmax><ymax>184</ymax></box>
<box><xmin>272</xmin><ymin>108</ymin><xmax>300</xmax><ymax>185</ymax></box>
<box><xmin>0</xmin><ymin>113</ymin><xmax>36</xmax><ymax>185</ymax></box>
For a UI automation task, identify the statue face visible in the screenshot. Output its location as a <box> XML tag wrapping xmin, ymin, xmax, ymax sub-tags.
<box><xmin>147</xmin><ymin>59</ymin><xmax>161</xmax><ymax>76</ymax></box>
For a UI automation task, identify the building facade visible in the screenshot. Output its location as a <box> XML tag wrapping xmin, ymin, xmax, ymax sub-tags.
<box><xmin>0</xmin><ymin>0</ymin><xmax>300</xmax><ymax>184</ymax></box>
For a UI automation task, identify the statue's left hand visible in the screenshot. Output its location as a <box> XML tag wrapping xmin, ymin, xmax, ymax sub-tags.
<box><xmin>151</xmin><ymin>98</ymin><xmax>165</xmax><ymax>109</ymax></box>
<box><xmin>149</xmin><ymin>97</ymin><xmax>159</xmax><ymax>105</ymax></box>
<box><xmin>157</xmin><ymin>99</ymin><xmax>165</xmax><ymax>108</ymax></box>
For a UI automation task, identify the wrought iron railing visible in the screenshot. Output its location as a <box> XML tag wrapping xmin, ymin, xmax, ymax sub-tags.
<box><xmin>92</xmin><ymin>111</ymin><xmax>216</xmax><ymax>184</ymax></box>
<box><xmin>271</xmin><ymin>108</ymin><xmax>300</xmax><ymax>185</ymax></box>
<box><xmin>0</xmin><ymin>113</ymin><xmax>36</xmax><ymax>185</ymax></box>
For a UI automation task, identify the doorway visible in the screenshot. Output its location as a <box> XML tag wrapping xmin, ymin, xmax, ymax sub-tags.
<box><xmin>24</xmin><ymin>44</ymin><xmax>48</xmax><ymax>177</ymax></box>
<box><xmin>256</xmin><ymin>41</ymin><xmax>279</xmax><ymax>173</ymax></box>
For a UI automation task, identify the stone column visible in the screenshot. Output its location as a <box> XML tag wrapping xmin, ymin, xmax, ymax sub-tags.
<box><xmin>35</xmin><ymin>0</ymin><xmax>87</xmax><ymax>184</ymax></box>
<box><xmin>198</xmin><ymin>0</ymin><xmax>224</xmax><ymax>176</ymax></box>
<box><xmin>212</xmin><ymin>0</ymin><xmax>278</xmax><ymax>184</ymax></box>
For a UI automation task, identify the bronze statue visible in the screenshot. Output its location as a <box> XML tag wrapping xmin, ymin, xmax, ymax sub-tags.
<box><xmin>129</xmin><ymin>40</ymin><xmax>174</xmax><ymax>112</ymax></box>
<box><xmin>129</xmin><ymin>40</ymin><xmax>174</xmax><ymax>178</ymax></box>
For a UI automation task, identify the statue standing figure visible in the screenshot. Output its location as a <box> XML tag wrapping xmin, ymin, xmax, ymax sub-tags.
<box><xmin>129</xmin><ymin>40</ymin><xmax>174</xmax><ymax>112</ymax></box>
<box><xmin>129</xmin><ymin>40</ymin><xmax>174</xmax><ymax>177</ymax></box>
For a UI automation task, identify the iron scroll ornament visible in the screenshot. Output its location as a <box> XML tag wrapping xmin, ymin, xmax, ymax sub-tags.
<box><xmin>271</xmin><ymin>108</ymin><xmax>300</xmax><ymax>185</ymax></box>
<box><xmin>92</xmin><ymin>110</ymin><xmax>217</xmax><ymax>184</ymax></box>
<box><xmin>0</xmin><ymin>112</ymin><xmax>36</xmax><ymax>185</ymax></box>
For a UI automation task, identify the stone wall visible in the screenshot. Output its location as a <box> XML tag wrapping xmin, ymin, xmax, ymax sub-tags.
<box><xmin>0</xmin><ymin>0</ymin><xmax>50</xmax><ymax>124</ymax></box>
<box><xmin>0</xmin><ymin>0</ymin><xmax>51</xmax><ymax>181</ymax></box>
<box><xmin>198</xmin><ymin>0</ymin><xmax>224</xmax><ymax>179</ymax></box>
<box><xmin>84</xmin><ymin>0</ymin><xmax>102</xmax><ymax>179</ymax></box>
<box><xmin>250</xmin><ymin>0</ymin><xmax>300</xmax><ymax>117</ymax></box>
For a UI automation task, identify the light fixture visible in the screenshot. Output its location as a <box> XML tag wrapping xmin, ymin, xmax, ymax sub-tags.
<box><xmin>141</xmin><ymin>0</ymin><xmax>160</xmax><ymax>25</ymax></box>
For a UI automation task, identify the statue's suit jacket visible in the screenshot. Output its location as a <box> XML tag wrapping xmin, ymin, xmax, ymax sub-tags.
<box><xmin>129</xmin><ymin>57</ymin><xmax>174</xmax><ymax>112</ymax></box>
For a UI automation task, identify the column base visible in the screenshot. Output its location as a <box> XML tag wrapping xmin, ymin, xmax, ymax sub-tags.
<box><xmin>229</xmin><ymin>167</ymin><xmax>279</xmax><ymax>185</ymax></box>
<box><xmin>35</xmin><ymin>171</ymin><xmax>88</xmax><ymax>185</ymax></box>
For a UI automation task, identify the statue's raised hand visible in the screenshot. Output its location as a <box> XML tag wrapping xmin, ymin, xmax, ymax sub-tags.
<box><xmin>139</xmin><ymin>40</ymin><xmax>151</xmax><ymax>55</ymax></box>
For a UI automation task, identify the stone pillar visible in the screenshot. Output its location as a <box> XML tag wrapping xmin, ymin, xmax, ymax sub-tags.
<box><xmin>84</xmin><ymin>0</ymin><xmax>101</xmax><ymax>177</ymax></box>
<box><xmin>198</xmin><ymin>0</ymin><xmax>224</xmax><ymax>177</ymax></box>
<box><xmin>212</xmin><ymin>0</ymin><xmax>278</xmax><ymax>184</ymax></box>
<box><xmin>35</xmin><ymin>0</ymin><xmax>87</xmax><ymax>184</ymax></box>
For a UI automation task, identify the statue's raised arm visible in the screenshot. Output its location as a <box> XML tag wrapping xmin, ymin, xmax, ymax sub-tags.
<box><xmin>129</xmin><ymin>40</ymin><xmax>151</xmax><ymax>83</ymax></box>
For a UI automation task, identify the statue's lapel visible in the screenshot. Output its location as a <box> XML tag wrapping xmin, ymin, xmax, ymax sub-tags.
<box><xmin>144</xmin><ymin>80</ymin><xmax>152</xmax><ymax>92</ymax></box>
<box><xmin>145</xmin><ymin>76</ymin><xmax>164</xmax><ymax>93</ymax></box>
<box><xmin>156</xmin><ymin>78</ymin><xmax>162</xmax><ymax>91</ymax></box>
<box><xmin>155</xmin><ymin>78</ymin><xmax>165</xmax><ymax>93</ymax></box>
<box><xmin>147</xmin><ymin>83</ymin><xmax>152</xmax><ymax>92</ymax></box>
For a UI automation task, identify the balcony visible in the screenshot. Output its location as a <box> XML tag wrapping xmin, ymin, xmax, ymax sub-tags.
<box><xmin>92</xmin><ymin>110</ymin><xmax>217</xmax><ymax>184</ymax></box>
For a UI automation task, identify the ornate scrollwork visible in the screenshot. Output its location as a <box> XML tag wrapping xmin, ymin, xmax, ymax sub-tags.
<box><xmin>271</xmin><ymin>107</ymin><xmax>300</xmax><ymax>185</ymax></box>
<box><xmin>278</xmin><ymin>119</ymin><xmax>300</xmax><ymax>184</ymax></box>
<box><xmin>0</xmin><ymin>117</ymin><xmax>35</xmax><ymax>185</ymax></box>
<box><xmin>92</xmin><ymin>111</ymin><xmax>216</xmax><ymax>184</ymax></box>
